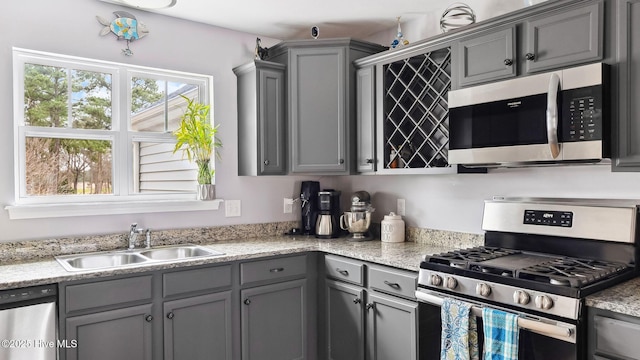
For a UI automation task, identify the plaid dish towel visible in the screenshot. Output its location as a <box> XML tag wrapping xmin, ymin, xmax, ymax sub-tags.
<box><xmin>482</xmin><ymin>307</ymin><xmax>519</xmax><ymax>360</ymax></box>
<box><xmin>441</xmin><ymin>298</ymin><xmax>479</xmax><ymax>360</ymax></box>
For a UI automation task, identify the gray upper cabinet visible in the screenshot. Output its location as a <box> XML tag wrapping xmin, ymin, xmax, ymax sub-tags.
<box><xmin>524</xmin><ymin>2</ymin><xmax>603</xmax><ymax>74</ymax></box>
<box><xmin>234</xmin><ymin>60</ymin><xmax>286</xmax><ymax>175</ymax></box>
<box><xmin>456</xmin><ymin>26</ymin><xmax>517</xmax><ymax>87</ymax></box>
<box><xmin>613</xmin><ymin>0</ymin><xmax>640</xmax><ymax>171</ymax></box>
<box><xmin>356</xmin><ymin>66</ymin><xmax>376</xmax><ymax>173</ymax></box>
<box><xmin>269</xmin><ymin>39</ymin><xmax>386</xmax><ymax>174</ymax></box>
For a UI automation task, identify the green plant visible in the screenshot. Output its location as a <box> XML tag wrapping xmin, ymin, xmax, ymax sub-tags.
<box><xmin>173</xmin><ymin>95</ymin><xmax>222</xmax><ymax>184</ymax></box>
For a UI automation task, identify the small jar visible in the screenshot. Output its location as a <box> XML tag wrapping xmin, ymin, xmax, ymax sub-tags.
<box><xmin>381</xmin><ymin>212</ymin><xmax>405</xmax><ymax>243</ymax></box>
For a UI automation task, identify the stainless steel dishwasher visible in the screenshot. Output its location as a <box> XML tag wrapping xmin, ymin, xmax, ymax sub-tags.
<box><xmin>0</xmin><ymin>284</ymin><xmax>57</xmax><ymax>360</ymax></box>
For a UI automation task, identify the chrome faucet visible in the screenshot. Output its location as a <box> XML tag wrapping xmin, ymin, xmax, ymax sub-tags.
<box><xmin>129</xmin><ymin>223</ymin><xmax>144</xmax><ymax>250</ymax></box>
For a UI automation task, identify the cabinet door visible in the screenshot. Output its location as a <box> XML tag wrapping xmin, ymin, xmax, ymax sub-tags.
<box><xmin>289</xmin><ymin>47</ymin><xmax>348</xmax><ymax>173</ymax></box>
<box><xmin>356</xmin><ymin>66</ymin><xmax>376</xmax><ymax>173</ymax></box>
<box><xmin>524</xmin><ymin>2</ymin><xmax>602</xmax><ymax>74</ymax></box>
<box><xmin>457</xmin><ymin>26</ymin><xmax>516</xmax><ymax>87</ymax></box>
<box><xmin>614</xmin><ymin>0</ymin><xmax>640</xmax><ymax>170</ymax></box>
<box><xmin>325</xmin><ymin>280</ymin><xmax>365</xmax><ymax>360</ymax></box>
<box><xmin>241</xmin><ymin>279</ymin><xmax>307</xmax><ymax>360</ymax></box>
<box><xmin>366</xmin><ymin>293</ymin><xmax>418</xmax><ymax>360</ymax></box>
<box><xmin>258</xmin><ymin>65</ymin><xmax>286</xmax><ymax>175</ymax></box>
<box><xmin>65</xmin><ymin>304</ymin><xmax>153</xmax><ymax>360</ymax></box>
<box><xmin>164</xmin><ymin>291</ymin><xmax>232</xmax><ymax>360</ymax></box>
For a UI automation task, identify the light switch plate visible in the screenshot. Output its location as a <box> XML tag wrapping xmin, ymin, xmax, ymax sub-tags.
<box><xmin>397</xmin><ymin>198</ymin><xmax>406</xmax><ymax>216</ymax></box>
<box><xmin>284</xmin><ymin>198</ymin><xmax>294</xmax><ymax>214</ymax></box>
<box><xmin>225</xmin><ymin>200</ymin><xmax>241</xmax><ymax>217</ymax></box>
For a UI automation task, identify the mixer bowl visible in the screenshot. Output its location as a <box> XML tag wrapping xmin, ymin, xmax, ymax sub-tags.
<box><xmin>340</xmin><ymin>211</ymin><xmax>372</xmax><ymax>236</ymax></box>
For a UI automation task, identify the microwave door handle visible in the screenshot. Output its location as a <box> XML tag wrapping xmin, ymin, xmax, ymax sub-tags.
<box><xmin>546</xmin><ymin>73</ymin><xmax>561</xmax><ymax>159</ymax></box>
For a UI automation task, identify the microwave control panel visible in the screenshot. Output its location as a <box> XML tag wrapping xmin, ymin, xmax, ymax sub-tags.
<box><xmin>562</xmin><ymin>85</ymin><xmax>603</xmax><ymax>142</ymax></box>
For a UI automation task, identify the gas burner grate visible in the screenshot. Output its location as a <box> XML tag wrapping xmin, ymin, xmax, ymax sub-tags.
<box><xmin>425</xmin><ymin>246</ymin><xmax>520</xmax><ymax>269</ymax></box>
<box><xmin>517</xmin><ymin>258</ymin><xmax>629</xmax><ymax>288</ymax></box>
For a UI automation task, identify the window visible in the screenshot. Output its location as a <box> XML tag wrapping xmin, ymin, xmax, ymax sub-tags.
<box><xmin>12</xmin><ymin>48</ymin><xmax>213</xmax><ymax>207</ymax></box>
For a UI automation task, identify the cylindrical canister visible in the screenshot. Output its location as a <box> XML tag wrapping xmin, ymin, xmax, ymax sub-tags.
<box><xmin>381</xmin><ymin>212</ymin><xmax>405</xmax><ymax>243</ymax></box>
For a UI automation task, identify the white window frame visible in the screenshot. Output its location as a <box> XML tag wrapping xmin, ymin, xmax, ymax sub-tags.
<box><xmin>6</xmin><ymin>48</ymin><xmax>220</xmax><ymax>219</ymax></box>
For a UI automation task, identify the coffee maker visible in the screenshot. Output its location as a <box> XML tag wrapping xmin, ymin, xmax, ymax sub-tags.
<box><xmin>300</xmin><ymin>181</ymin><xmax>320</xmax><ymax>235</ymax></box>
<box><xmin>315</xmin><ymin>189</ymin><xmax>341</xmax><ymax>238</ymax></box>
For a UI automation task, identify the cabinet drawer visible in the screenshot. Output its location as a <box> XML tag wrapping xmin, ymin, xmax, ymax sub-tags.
<box><xmin>325</xmin><ymin>255</ymin><xmax>364</xmax><ymax>286</ymax></box>
<box><xmin>163</xmin><ymin>264</ymin><xmax>232</xmax><ymax>297</ymax></box>
<box><xmin>241</xmin><ymin>255</ymin><xmax>307</xmax><ymax>286</ymax></box>
<box><xmin>594</xmin><ymin>315</ymin><xmax>640</xmax><ymax>359</ymax></box>
<box><xmin>66</xmin><ymin>275</ymin><xmax>152</xmax><ymax>313</ymax></box>
<box><xmin>368</xmin><ymin>265</ymin><xmax>417</xmax><ymax>299</ymax></box>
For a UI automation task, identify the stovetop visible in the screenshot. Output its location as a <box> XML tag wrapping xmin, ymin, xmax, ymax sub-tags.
<box><xmin>420</xmin><ymin>246</ymin><xmax>634</xmax><ymax>298</ymax></box>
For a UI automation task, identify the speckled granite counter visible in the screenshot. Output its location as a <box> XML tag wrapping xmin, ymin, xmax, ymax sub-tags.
<box><xmin>0</xmin><ymin>236</ymin><xmax>460</xmax><ymax>291</ymax></box>
<box><xmin>586</xmin><ymin>276</ymin><xmax>640</xmax><ymax>318</ymax></box>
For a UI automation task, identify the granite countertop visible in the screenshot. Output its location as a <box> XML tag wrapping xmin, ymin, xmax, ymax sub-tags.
<box><xmin>586</xmin><ymin>276</ymin><xmax>640</xmax><ymax>317</ymax></box>
<box><xmin>0</xmin><ymin>236</ymin><xmax>458</xmax><ymax>291</ymax></box>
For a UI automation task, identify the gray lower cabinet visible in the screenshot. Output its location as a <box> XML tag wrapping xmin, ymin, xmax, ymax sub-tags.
<box><xmin>456</xmin><ymin>26</ymin><xmax>517</xmax><ymax>87</ymax></box>
<box><xmin>366</xmin><ymin>293</ymin><xmax>418</xmax><ymax>360</ymax></box>
<box><xmin>613</xmin><ymin>0</ymin><xmax>640</xmax><ymax>171</ymax></box>
<box><xmin>234</xmin><ymin>60</ymin><xmax>286</xmax><ymax>176</ymax></box>
<box><xmin>323</xmin><ymin>256</ymin><xmax>419</xmax><ymax>360</ymax></box>
<box><xmin>588</xmin><ymin>307</ymin><xmax>640</xmax><ymax>359</ymax></box>
<box><xmin>326</xmin><ymin>280</ymin><xmax>365</xmax><ymax>360</ymax></box>
<box><xmin>65</xmin><ymin>304</ymin><xmax>153</xmax><ymax>360</ymax></box>
<box><xmin>163</xmin><ymin>291</ymin><xmax>232</xmax><ymax>360</ymax></box>
<box><xmin>241</xmin><ymin>279</ymin><xmax>307</xmax><ymax>360</ymax></box>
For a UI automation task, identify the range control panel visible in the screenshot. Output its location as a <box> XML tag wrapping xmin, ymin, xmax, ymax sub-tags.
<box><xmin>524</xmin><ymin>210</ymin><xmax>573</xmax><ymax>227</ymax></box>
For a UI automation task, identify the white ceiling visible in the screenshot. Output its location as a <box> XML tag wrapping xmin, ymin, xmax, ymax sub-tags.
<box><xmin>97</xmin><ymin>0</ymin><xmax>546</xmax><ymax>41</ymax></box>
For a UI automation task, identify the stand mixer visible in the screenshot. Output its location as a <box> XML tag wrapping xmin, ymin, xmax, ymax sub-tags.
<box><xmin>340</xmin><ymin>191</ymin><xmax>374</xmax><ymax>241</ymax></box>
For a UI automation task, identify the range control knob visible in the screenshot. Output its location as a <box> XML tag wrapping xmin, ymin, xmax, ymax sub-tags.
<box><xmin>535</xmin><ymin>295</ymin><xmax>554</xmax><ymax>310</ymax></box>
<box><xmin>445</xmin><ymin>277</ymin><xmax>458</xmax><ymax>290</ymax></box>
<box><xmin>513</xmin><ymin>290</ymin><xmax>531</xmax><ymax>305</ymax></box>
<box><xmin>430</xmin><ymin>274</ymin><xmax>443</xmax><ymax>286</ymax></box>
<box><xmin>476</xmin><ymin>283</ymin><xmax>491</xmax><ymax>297</ymax></box>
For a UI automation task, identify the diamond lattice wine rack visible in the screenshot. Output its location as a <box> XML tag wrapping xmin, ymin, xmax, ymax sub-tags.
<box><xmin>383</xmin><ymin>47</ymin><xmax>452</xmax><ymax>169</ymax></box>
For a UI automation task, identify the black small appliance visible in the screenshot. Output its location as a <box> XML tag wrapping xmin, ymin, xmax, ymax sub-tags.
<box><xmin>315</xmin><ymin>189</ymin><xmax>341</xmax><ymax>238</ymax></box>
<box><xmin>300</xmin><ymin>181</ymin><xmax>320</xmax><ymax>235</ymax></box>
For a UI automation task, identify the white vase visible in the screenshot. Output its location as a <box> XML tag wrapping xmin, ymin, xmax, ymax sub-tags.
<box><xmin>197</xmin><ymin>184</ymin><xmax>216</xmax><ymax>200</ymax></box>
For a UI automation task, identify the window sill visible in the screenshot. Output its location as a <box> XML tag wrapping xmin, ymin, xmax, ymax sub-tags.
<box><xmin>5</xmin><ymin>199</ymin><xmax>223</xmax><ymax>220</ymax></box>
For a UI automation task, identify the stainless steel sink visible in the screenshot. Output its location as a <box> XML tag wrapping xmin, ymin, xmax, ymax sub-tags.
<box><xmin>139</xmin><ymin>245</ymin><xmax>223</xmax><ymax>261</ymax></box>
<box><xmin>56</xmin><ymin>245</ymin><xmax>224</xmax><ymax>272</ymax></box>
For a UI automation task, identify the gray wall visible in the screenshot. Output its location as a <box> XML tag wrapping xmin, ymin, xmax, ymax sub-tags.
<box><xmin>0</xmin><ymin>0</ymin><xmax>336</xmax><ymax>241</ymax></box>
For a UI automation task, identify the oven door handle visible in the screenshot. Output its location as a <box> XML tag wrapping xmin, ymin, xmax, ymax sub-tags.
<box><xmin>546</xmin><ymin>73</ymin><xmax>561</xmax><ymax>159</ymax></box>
<box><xmin>415</xmin><ymin>290</ymin><xmax>575</xmax><ymax>343</ymax></box>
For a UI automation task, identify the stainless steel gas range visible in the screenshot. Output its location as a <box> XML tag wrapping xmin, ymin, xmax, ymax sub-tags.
<box><xmin>415</xmin><ymin>197</ymin><xmax>639</xmax><ymax>360</ymax></box>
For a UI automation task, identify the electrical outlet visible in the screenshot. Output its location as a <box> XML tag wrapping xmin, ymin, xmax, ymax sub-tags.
<box><xmin>225</xmin><ymin>200</ymin><xmax>241</xmax><ymax>217</ymax></box>
<box><xmin>284</xmin><ymin>198</ymin><xmax>294</xmax><ymax>214</ymax></box>
<box><xmin>397</xmin><ymin>198</ymin><xmax>406</xmax><ymax>216</ymax></box>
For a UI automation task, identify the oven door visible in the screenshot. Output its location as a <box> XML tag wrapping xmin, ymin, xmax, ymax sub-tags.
<box><xmin>416</xmin><ymin>289</ymin><xmax>582</xmax><ymax>360</ymax></box>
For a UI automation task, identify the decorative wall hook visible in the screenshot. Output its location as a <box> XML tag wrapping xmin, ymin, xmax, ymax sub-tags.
<box><xmin>97</xmin><ymin>11</ymin><xmax>149</xmax><ymax>56</ymax></box>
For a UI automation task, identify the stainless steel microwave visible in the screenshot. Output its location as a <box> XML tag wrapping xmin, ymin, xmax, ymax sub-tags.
<box><xmin>448</xmin><ymin>62</ymin><xmax>609</xmax><ymax>167</ymax></box>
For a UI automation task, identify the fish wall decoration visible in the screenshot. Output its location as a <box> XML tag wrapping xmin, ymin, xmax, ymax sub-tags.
<box><xmin>96</xmin><ymin>11</ymin><xmax>149</xmax><ymax>56</ymax></box>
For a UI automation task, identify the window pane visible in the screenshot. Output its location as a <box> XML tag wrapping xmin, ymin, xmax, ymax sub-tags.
<box><xmin>131</xmin><ymin>78</ymin><xmax>202</xmax><ymax>133</ymax></box>
<box><xmin>168</xmin><ymin>83</ymin><xmax>200</xmax><ymax>132</ymax></box>
<box><xmin>25</xmin><ymin>137</ymin><xmax>113</xmax><ymax>196</ymax></box>
<box><xmin>131</xmin><ymin>77</ymin><xmax>166</xmax><ymax>132</ymax></box>
<box><xmin>24</xmin><ymin>64</ymin><xmax>68</xmax><ymax>127</ymax></box>
<box><xmin>133</xmin><ymin>141</ymin><xmax>197</xmax><ymax>193</ymax></box>
<box><xmin>71</xmin><ymin>70</ymin><xmax>112</xmax><ymax>130</ymax></box>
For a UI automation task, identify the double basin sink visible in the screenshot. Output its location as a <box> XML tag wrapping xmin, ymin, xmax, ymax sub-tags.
<box><xmin>55</xmin><ymin>245</ymin><xmax>224</xmax><ymax>272</ymax></box>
